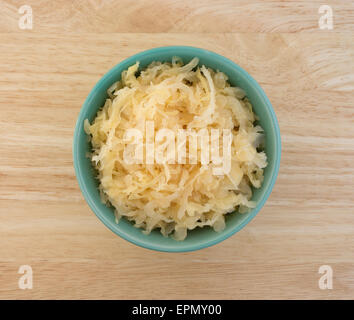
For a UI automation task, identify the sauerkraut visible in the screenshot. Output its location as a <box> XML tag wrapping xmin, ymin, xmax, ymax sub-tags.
<box><xmin>84</xmin><ymin>57</ymin><xmax>267</xmax><ymax>240</ymax></box>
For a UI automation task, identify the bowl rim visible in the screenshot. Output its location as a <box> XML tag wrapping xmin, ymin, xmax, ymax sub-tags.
<box><xmin>73</xmin><ymin>46</ymin><xmax>281</xmax><ymax>253</ymax></box>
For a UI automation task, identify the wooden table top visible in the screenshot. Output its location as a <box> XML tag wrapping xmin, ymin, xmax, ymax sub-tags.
<box><xmin>0</xmin><ymin>0</ymin><xmax>353</xmax><ymax>299</ymax></box>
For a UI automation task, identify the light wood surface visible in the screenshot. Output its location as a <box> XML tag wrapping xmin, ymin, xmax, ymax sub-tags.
<box><xmin>0</xmin><ymin>0</ymin><xmax>354</xmax><ymax>300</ymax></box>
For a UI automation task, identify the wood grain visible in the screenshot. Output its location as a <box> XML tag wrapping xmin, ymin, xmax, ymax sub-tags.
<box><xmin>0</xmin><ymin>0</ymin><xmax>353</xmax><ymax>33</ymax></box>
<box><xmin>0</xmin><ymin>1</ymin><xmax>354</xmax><ymax>300</ymax></box>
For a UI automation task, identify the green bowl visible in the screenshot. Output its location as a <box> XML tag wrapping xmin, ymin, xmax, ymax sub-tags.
<box><xmin>73</xmin><ymin>46</ymin><xmax>281</xmax><ymax>252</ymax></box>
